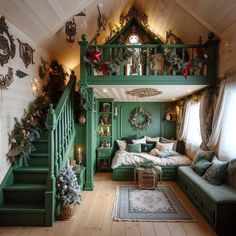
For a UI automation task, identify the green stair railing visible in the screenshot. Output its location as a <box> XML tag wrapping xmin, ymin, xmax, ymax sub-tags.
<box><xmin>45</xmin><ymin>75</ymin><xmax>76</xmax><ymax>226</ymax></box>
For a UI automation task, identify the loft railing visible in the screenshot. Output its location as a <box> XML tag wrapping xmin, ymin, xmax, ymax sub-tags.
<box><xmin>79</xmin><ymin>35</ymin><xmax>218</xmax><ymax>86</ymax></box>
<box><xmin>45</xmin><ymin>75</ymin><xmax>76</xmax><ymax>226</ymax></box>
<box><xmin>87</xmin><ymin>44</ymin><xmax>208</xmax><ymax>77</ymax></box>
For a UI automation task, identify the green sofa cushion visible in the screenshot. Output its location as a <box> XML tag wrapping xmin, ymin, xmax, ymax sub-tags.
<box><xmin>192</xmin><ymin>157</ymin><xmax>212</xmax><ymax>176</ymax></box>
<box><xmin>178</xmin><ymin>166</ymin><xmax>236</xmax><ymax>204</ymax></box>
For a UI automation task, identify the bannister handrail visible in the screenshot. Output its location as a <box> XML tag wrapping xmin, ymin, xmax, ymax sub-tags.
<box><xmin>88</xmin><ymin>44</ymin><xmax>205</xmax><ymax>49</ymax></box>
<box><xmin>54</xmin><ymin>76</ymin><xmax>76</xmax><ymax>120</ymax></box>
<box><xmin>45</xmin><ymin>74</ymin><xmax>76</xmax><ymax>226</ymax></box>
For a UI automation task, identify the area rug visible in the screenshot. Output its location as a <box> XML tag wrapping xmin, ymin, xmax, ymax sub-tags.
<box><xmin>112</xmin><ymin>186</ymin><xmax>194</xmax><ymax>222</ymax></box>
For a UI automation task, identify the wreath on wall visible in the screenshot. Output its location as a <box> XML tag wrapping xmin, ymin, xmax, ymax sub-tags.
<box><xmin>129</xmin><ymin>107</ymin><xmax>152</xmax><ymax>130</ymax></box>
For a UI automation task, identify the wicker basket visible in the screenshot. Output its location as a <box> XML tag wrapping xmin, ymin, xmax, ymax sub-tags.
<box><xmin>60</xmin><ymin>202</ymin><xmax>78</xmax><ymax>220</ymax></box>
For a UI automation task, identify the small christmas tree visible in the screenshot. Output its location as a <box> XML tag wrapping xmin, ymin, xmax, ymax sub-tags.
<box><xmin>56</xmin><ymin>164</ymin><xmax>82</xmax><ymax>206</ymax></box>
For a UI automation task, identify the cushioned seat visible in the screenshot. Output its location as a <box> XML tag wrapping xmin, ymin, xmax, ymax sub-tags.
<box><xmin>178</xmin><ymin>165</ymin><xmax>236</xmax><ymax>236</ymax></box>
<box><xmin>178</xmin><ymin>166</ymin><xmax>236</xmax><ymax>204</ymax></box>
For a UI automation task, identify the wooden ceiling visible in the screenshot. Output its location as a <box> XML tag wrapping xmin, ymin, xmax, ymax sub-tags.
<box><xmin>0</xmin><ymin>0</ymin><xmax>236</xmax><ymax>70</ymax></box>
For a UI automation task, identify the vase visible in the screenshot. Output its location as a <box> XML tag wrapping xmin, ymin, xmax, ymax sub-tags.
<box><xmin>60</xmin><ymin>202</ymin><xmax>78</xmax><ymax>220</ymax></box>
<box><xmin>165</xmin><ymin>113</ymin><xmax>171</xmax><ymax>121</ymax></box>
<box><xmin>78</xmin><ymin>114</ymin><xmax>86</xmax><ymax>124</ymax></box>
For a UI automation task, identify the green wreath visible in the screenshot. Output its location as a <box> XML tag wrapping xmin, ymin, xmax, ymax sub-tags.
<box><xmin>129</xmin><ymin>107</ymin><xmax>152</xmax><ymax>130</ymax></box>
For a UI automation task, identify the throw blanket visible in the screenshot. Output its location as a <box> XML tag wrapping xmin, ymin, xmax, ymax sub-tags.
<box><xmin>111</xmin><ymin>150</ymin><xmax>192</xmax><ymax>169</ymax></box>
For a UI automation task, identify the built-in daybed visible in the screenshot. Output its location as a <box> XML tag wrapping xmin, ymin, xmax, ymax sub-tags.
<box><xmin>111</xmin><ymin>150</ymin><xmax>191</xmax><ymax>181</ymax></box>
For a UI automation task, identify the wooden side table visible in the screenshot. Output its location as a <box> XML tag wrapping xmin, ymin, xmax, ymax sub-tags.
<box><xmin>97</xmin><ymin>148</ymin><xmax>112</xmax><ymax>172</ymax></box>
<box><xmin>134</xmin><ymin>166</ymin><xmax>162</xmax><ymax>189</ymax></box>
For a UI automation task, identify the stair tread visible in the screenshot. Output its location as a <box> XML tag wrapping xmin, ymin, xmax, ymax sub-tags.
<box><xmin>14</xmin><ymin>167</ymin><xmax>49</xmax><ymax>172</ymax></box>
<box><xmin>0</xmin><ymin>203</ymin><xmax>45</xmax><ymax>213</ymax></box>
<box><xmin>4</xmin><ymin>183</ymin><xmax>46</xmax><ymax>191</ymax></box>
<box><xmin>30</xmin><ymin>153</ymin><xmax>48</xmax><ymax>157</ymax></box>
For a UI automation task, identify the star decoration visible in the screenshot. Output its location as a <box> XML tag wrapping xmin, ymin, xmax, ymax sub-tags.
<box><xmin>88</xmin><ymin>50</ymin><xmax>102</xmax><ymax>63</ymax></box>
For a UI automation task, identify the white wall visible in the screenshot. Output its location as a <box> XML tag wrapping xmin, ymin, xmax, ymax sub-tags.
<box><xmin>0</xmin><ymin>15</ymin><xmax>49</xmax><ymax>183</ymax></box>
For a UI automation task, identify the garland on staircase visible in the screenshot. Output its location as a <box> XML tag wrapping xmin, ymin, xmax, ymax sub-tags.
<box><xmin>7</xmin><ymin>60</ymin><xmax>72</xmax><ymax>166</ymax></box>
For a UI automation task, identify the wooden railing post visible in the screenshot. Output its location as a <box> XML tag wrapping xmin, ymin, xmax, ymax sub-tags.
<box><xmin>45</xmin><ymin>104</ymin><xmax>56</xmax><ymax>226</ymax></box>
<box><xmin>78</xmin><ymin>34</ymin><xmax>88</xmax><ymax>86</ymax></box>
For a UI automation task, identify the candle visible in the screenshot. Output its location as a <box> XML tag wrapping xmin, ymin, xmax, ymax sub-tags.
<box><xmin>78</xmin><ymin>147</ymin><xmax>81</xmax><ymax>155</ymax></box>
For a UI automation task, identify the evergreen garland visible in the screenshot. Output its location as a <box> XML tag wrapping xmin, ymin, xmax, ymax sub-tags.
<box><xmin>7</xmin><ymin>60</ymin><xmax>70</xmax><ymax>166</ymax></box>
<box><xmin>56</xmin><ymin>164</ymin><xmax>82</xmax><ymax>205</ymax></box>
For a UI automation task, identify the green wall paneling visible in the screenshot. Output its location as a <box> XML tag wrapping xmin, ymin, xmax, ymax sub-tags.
<box><xmin>113</xmin><ymin>102</ymin><xmax>176</xmax><ymax>142</ymax></box>
<box><xmin>75</xmin><ymin>124</ymin><xmax>86</xmax><ymax>166</ymax></box>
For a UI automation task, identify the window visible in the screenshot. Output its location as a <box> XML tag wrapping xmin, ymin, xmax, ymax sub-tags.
<box><xmin>185</xmin><ymin>102</ymin><xmax>202</xmax><ymax>146</ymax></box>
<box><xmin>219</xmin><ymin>82</ymin><xmax>236</xmax><ymax>160</ymax></box>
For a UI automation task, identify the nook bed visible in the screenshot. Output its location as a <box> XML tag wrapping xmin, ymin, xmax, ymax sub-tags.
<box><xmin>111</xmin><ymin>148</ymin><xmax>192</xmax><ymax>181</ymax></box>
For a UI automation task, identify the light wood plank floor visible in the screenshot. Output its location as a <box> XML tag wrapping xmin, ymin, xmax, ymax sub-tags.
<box><xmin>0</xmin><ymin>173</ymin><xmax>218</xmax><ymax>236</ymax></box>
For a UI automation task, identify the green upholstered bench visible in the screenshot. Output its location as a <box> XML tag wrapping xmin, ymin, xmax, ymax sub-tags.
<box><xmin>178</xmin><ymin>166</ymin><xmax>236</xmax><ymax>236</ymax></box>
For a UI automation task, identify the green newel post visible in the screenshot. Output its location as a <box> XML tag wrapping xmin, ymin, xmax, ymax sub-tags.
<box><xmin>80</xmin><ymin>86</ymin><xmax>95</xmax><ymax>190</ymax></box>
<box><xmin>45</xmin><ymin>104</ymin><xmax>56</xmax><ymax>226</ymax></box>
<box><xmin>78</xmin><ymin>34</ymin><xmax>88</xmax><ymax>86</ymax></box>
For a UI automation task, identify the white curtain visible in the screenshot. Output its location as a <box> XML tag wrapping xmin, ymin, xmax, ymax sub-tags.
<box><xmin>208</xmin><ymin>78</ymin><xmax>236</xmax><ymax>161</ymax></box>
<box><xmin>179</xmin><ymin>101</ymin><xmax>191</xmax><ymax>140</ymax></box>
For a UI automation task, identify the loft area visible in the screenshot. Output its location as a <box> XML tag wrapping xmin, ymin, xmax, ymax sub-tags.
<box><xmin>0</xmin><ymin>1</ymin><xmax>236</xmax><ymax>236</ymax></box>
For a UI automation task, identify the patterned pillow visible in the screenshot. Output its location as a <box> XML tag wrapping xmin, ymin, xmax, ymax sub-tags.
<box><xmin>127</xmin><ymin>143</ymin><xmax>141</xmax><ymax>153</ymax></box>
<box><xmin>150</xmin><ymin>148</ymin><xmax>172</xmax><ymax>158</ymax></box>
<box><xmin>202</xmin><ymin>157</ymin><xmax>229</xmax><ymax>185</ymax></box>
<box><xmin>225</xmin><ymin>159</ymin><xmax>236</xmax><ymax>190</ymax></box>
<box><xmin>132</xmin><ymin>137</ymin><xmax>146</xmax><ymax>144</ymax></box>
<box><xmin>146</xmin><ymin>136</ymin><xmax>160</xmax><ymax>142</ymax></box>
<box><xmin>160</xmin><ymin>137</ymin><xmax>177</xmax><ymax>151</ymax></box>
<box><xmin>141</xmin><ymin>143</ymin><xmax>153</xmax><ymax>152</ymax></box>
<box><xmin>146</xmin><ymin>140</ymin><xmax>157</xmax><ymax>149</ymax></box>
<box><xmin>192</xmin><ymin>156</ymin><xmax>212</xmax><ymax>176</ymax></box>
<box><xmin>116</xmin><ymin>140</ymin><xmax>127</xmax><ymax>151</ymax></box>
<box><xmin>192</xmin><ymin>149</ymin><xmax>214</xmax><ymax>165</ymax></box>
<box><xmin>156</xmin><ymin>142</ymin><xmax>174</xmax><ymax>152</ymax></box>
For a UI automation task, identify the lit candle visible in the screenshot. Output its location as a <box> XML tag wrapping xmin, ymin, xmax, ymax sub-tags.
<box><xmin>78</xmin><ymin>147</ymin><xmax>81</xmax><ymax>155</ymax></box>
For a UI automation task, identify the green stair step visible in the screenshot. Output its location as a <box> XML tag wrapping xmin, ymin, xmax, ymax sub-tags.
<box><xmin>4</xmin><ymin>184</ymin><xmax>47</xmax><ymax>204</ymax></box>
<box><xmin>4</xmin><ymin>183</ymin><xmax>46</xmax><ymax>191</ymax></box>
<box><xmin>32</xmin><ymin>139</ymin><xmax>48</xmax><ymax>154</ymax></box>
<box><xmin>0</xmin><ymin>203</ymin><xmax>45</xmax><ymax>213</ymax></box>
<box><xmin>14</xmin><ymin>167</ymin><xmax>49</xmax><ymax>184</ymax></box>
<box><xmin>14</xmin><ymin>167</ymin><xmax>49</xmax><ymax>172</ymax></box>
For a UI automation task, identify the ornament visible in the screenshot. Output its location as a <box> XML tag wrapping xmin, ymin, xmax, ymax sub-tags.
<box><xmin>65</xmin><ymin>18</ymin><xmax>77</xmax><ymax>43</ymax></box>
<box><xmin>88</xmin><ymin>49</ymin><xmax>102</xmax><ymax>63</ymax></box>
<box><xmin>15</xmin><ymin>70</ymin><xmax>28</xmax><ymax>78</ymax></box>
<box><xmin>101</xmin><ymin>63</ymin><xmax>108</xmax><ymax>76</ymax></box>
<box><xmin>184</xmin><ymin>63</ymin><xmax>192</xmax><ymax>78</ymax></box>
<box><xmin>0</xmin><ymin>67</ymin><xmax>14</xmax><ymax>90</ymax></box>
<box><xmin>17</xmin><ymin>39</ymin><xmax>35</xmax><ymax>68</ymax></box>
<box><xmin>0</xmin><ymin>16</ymin><xmax>16</xmax><ymax>66</ymax></box>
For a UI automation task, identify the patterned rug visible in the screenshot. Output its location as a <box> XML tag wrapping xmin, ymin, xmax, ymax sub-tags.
<box><xmin>112</xmin><ymin>186</ymin><xmax>194</xmax><ymax>222</ymax></box>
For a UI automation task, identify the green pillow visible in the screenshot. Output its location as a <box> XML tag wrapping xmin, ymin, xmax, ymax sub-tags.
<box><xmin>127</xmin><ymin>143</ymin><xmax>141</xmax><ymax>153</ymax></box>
<box><xmin>192</xmin><ymin>157</ymin><xmax>212</xmax><ymax>176</ymax></box>
<box><xmin>141</xmin><ymin>143</ymin><xmax>153</xmax><ymax>152</ymax></box>
<box><xmin>157</xmin><ymin>150</ymin><xmax>172</xmax><ymax>158</ymax></box>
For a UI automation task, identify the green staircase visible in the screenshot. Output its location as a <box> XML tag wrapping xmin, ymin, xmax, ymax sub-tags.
<box><xmin>0</xmin><ymin>75</ymin><xmax>76</xmax><ymax>226</ymax></box>
<box><xmin>0</xmin><ymin>132</ymin><xmax>49</xmax><ymax>226</ymax></box>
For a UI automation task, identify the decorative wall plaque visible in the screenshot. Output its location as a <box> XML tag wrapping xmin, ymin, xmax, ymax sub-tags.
<box><xmin>126</xmin><ymin>88</ymin><xmax>163</xmax><ymax>98</ymax></box>
<box><xmin>0</xmin><ymin>67</ymin><xmax>14</xmax><ymax>90</ymax></box>
<box><xmin>17</xmin><ymin>38</ymin><xmax>35</xmax><ymax>68</ymax></box>
<box><xmin>0</xmin><ymin>16</ymin><xmax>16</xmax><ymax>66</ymax></box>
<box><xmin>15</xmin><ymin>70</ymin><xmax>28</xmax><ymax>78</ymax></box>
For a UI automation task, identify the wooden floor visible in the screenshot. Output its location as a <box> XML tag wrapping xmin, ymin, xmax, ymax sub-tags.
<box><xmin>0</xmin><ymin>173</ymin><xmax>218</xmax><ymax>236</ymax></box>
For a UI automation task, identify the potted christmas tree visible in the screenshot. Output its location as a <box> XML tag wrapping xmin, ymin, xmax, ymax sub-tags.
<box><xmin>56</xmin><ymin>164</ymin><xmax>82</xmax><ymax>220</ymax></box>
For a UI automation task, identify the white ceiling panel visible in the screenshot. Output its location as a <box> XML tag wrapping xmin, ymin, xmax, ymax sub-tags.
<box><xmin>93</xmin><ymin>85</ymin><xmax>207</xmax><ymax>102</ymax></box>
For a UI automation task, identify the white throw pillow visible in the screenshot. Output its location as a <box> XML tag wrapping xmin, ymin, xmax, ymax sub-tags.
<box><xmin>132</xmin><ymin>137</ymin><xmax>146</xmax><ymax>144</ymax></box>
<box><xmin>116</xmin><ymin>140</ymin><xmax>127</xmax><ymax>151</ymax></box>
<box><xmin>146</xmin><ymin>136</ymin><xmax>160</xmax><ymax>142</ymax></box>
<box><xmin>156</xmin><ymin>142</ymin><xmax>174</xmax><ymax>152</ymax></box>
